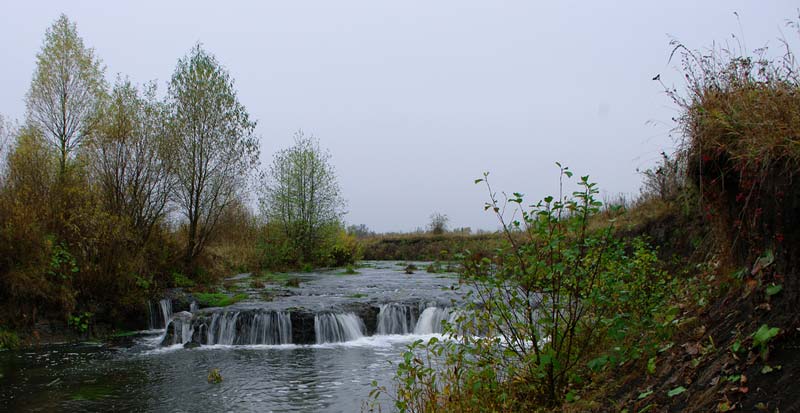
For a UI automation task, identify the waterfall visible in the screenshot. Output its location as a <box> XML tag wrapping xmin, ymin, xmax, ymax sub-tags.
<box><xmin>160</xmin><ymin>299</ymin><xmax>173</xmax><ymax>329</ymax></box>
<box><xmin>147</xmin><ymin>301</ymin><xmax>159</xmax><ymax>330</ymax></box>
<box><xmin>376</xmin><ymin>304</ymin><xmax>416</xmax><ymax>335</ymax></box>
<box><xmin>208</xmin><ymin>312</ymin><xmax>240</xmax><ymax>345</ymax></box>
<box><xmin>164</xmin><ymin>312</ymin><xmax>194</xmax><ymax>345</ymax></box>
<box><xmin>147</xmin><ymin>299</ymin><xmax>174</xmax><ymax>330</ymax></box>
<box><xmin>190</xmin><ymin>301</ymin><xmax>199</xmax><ymax>313</ymax></box>
<box><xmin>414</xmin><ymin>307</ymin><xmax>453</xmax><ymax>334</ymax></box>
<box><xmin>314</xmin><ymin>313</ymin><xmax>365</xmax><ymax>344</ymax></box>
<box><xmin>242</xmin><ymin>312</ymin><xmax>292</xmax><ymax>345</ymax></box>
<box><xmin>202</xmin><ymin>311</ymin><xmax>292</xmax><ymax>345</ymax></box>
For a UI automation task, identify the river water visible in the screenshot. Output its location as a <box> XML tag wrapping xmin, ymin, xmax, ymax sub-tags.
<box><xmin>0</xmin><ymin>262</ymin><xmax>464</xmax><ymax>412</ymax></box>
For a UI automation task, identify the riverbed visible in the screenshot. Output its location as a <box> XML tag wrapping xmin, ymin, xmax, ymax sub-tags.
<box><xmin>0</xmin><ymin>261</ymin><xmax>465</xmax><ymax>412</ymax></box>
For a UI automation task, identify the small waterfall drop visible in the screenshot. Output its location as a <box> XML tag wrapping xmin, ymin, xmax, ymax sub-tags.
<box><xmin>414</xmin><ymin>307</ymin><xmax>452</xmax><ymax>334</ymax></box>
<box><xmin>242</xmin><ymin>312</ymin><xmax>292</xmax><ymax>345</ymax></box>
<box><xmin>147</xmin><ymin>301</ymin><xmax>159</xmax><ymax>330</ymax></box>
<box><xmin>147</xmin><ymin>299</ymin><xmax>174</xmax><ymax>330</ymax></box>
<box><xmin>314</xmin><ymin>313</ymin><xmax>365</xmax><ymax>344</ymax></box>
<box><xmin>164</xmin><ymin>311</ymin><xmax>194</xmax><ymax>345</ymax></box>
<box><xmin>376</xmin><ymin>304</ymin><xmax>416</xmax><ymax>335</ymax></box>
<box><xmin>160</xmin><ymin>299</ymin><xmax>173</xmax><ymax>328</ymax></box>
<box><xmin>201</xmin><ymin>311</ymin><xmax>293</xmax><ymax>345</ymax></box>
<box><xmin>208</xmin><ymin>311</ymin><xmax>240</xmax><ymax>345</ymax></box>
<box><xmin>190</xmin><ymin>301</ymin><xmax>199</xmax><ymax>313</ymax></box>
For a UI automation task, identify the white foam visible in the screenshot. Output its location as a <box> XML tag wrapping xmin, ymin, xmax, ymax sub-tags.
<box><xmin>140</xmin><ymin>333</ymin><xmax>448</xmax><ymax>354</ymax></box>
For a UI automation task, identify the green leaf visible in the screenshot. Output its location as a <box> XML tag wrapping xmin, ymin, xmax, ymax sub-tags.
<box><xmin>667</xmin><ymin>386</ymin><xmax>687</xmax><ymax>397</ymax></box>
<box><xmin>638</xmin><ymin>390</ymin><xmax>653</xmax><ymax>400</ymax></box>
<box><xmin>765</xmin><ymin>284</ymin><xmax>782</xmax><ymax>296</ymax></box>
<box><xmin>761</xmin><ymin>365</ymin><xmax>773</xmax><ymax>374</ymax></box>
<box><xmin>647</xmin><ymin>357</ymin><xmax>656</xmax><ymax>375</ymax></box>
<box><xmin>474</xmin><ymin>179</ymin><xmax>483</xmax><ymax>184</ymax></box>
<box><xmin>587</xmin><ymin>355</ymin><xmax>608</xmax><ymax>372</ymax></box>
<box><xmin>564</xmin><ymin>171</ymin><xmax>573</xmax><ymax>178</ymax></box>
<box><xmin>752</xmin><ymin>324</ymin><xmax>780</xmax><ymax>348</ymax></box>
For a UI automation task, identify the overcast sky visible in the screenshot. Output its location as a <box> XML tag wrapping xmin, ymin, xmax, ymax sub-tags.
<box><xmin>1</xmin><ymin>1</ymin><xmax>797</xmax><ymax>232</ymax></box>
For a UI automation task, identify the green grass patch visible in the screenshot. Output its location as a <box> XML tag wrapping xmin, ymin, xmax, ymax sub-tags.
<box><xmin>256</xmin><ymin>271</ymin><xmax>296</xmax><ymax>284</ymax></box>
<box><xmin>195</xmin><ymin>292</ymin><xmax>247</xmax><ymax>307</ymax></box>
<box><xmin>337</xmin><ymin>265</ymin><xmax>360</xmax><ymax>275</ymax></box>
<box><xmin>172</xmin><ymin>272</ymin><xmax>196</xmax><ymax>288</ymax></box>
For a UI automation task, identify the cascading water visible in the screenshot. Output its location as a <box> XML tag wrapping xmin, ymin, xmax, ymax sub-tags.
<box><xmin>190</xmin><ymin>301</ymin><xmax>199</xmax><ymax>313</ymax></box>
<box><xmin>242</xmin><ymin>312</ymin><xmax>292</xmax><ymax>344</ymax></box>
<box><xmin>147</xmin><ymin>299</ymin><xmax>174</xmax><ymax>330</ymax></box>
<box><xmin>160</xmin><ymin>299</ymin><xmax>173</xmax><ymax>328</ymax></box>
<box><xmin>414</xmin><ymin>307</ymin><xmax>453</xmax><ymax>334</ymax></box>
<box><xmin>147</xmin><ymin>301</ymin><xmax>159</xmax><ymax>330</ymax></box>
<box><xmin>207</xmin><ymin>311</ymin><xmax>240</xmax><ymax>345</ymax></box>
<box><xmin>314</xmin><ymin>313</ymin><xmax>365</xmax><ymax>344</ymax></box>
<box><xmin>159</xmin><ymin>304</ymin><xmax>458</xmax><ymax>347</ymax></box>
<box><xmin>162</xmin><ymin>310</ymin><xmax>294</xmax><ymax>346</ymax></box>
<box><xmin>164</xmin><ymin>312</ymin><xmax>194</xmax><ymax>345</ymax></box>
<box><xmin>376</xmin><ymin>303</ymin><xmax>416</xmax><ymax>335</ymax></box>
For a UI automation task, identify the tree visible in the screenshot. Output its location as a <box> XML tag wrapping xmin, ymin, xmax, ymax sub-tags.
<box><xmin>346</xmin><ymin>224</ymin><xmax>373</xmax><ymax>238</ymax></box>
<box><xmin>0</xmin><ymin>114</ymin><xmax>13</xmax><ymax>179</ymax></box>
<box><xmin>88</xmin><ymin>78</ymin><xmax>173</xmax><ymax>246</ymax></box>
<box><xmin>261</xmin><ymin>131</ymin><xmax>345</xmax><ymax>260</ymax></box>
<box><xmin>25</xmin><ymin>14</ymin><xmax>106</xmax><ymax>174</ymax></box>
<box><xmin>167</xmin><ymin>44</ymin><xmax>259</xmax><ymax>269</ymax></box>
<box><xmin>428</xmin><ymin>212</ymin><xmax>449</xmax><ymax>235</ymax></box>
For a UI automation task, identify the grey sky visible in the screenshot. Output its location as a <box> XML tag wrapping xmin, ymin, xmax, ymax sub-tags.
<box><xmin>1</xmin><ymin>1</ymin><xmax>797</xmax><ymax>232</ymax></box>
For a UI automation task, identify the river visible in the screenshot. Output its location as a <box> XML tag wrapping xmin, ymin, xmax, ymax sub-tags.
<box><xmin>0</xmin><ymin>261</ymin><xmax>465</xmax><ymax>412</ymax></box>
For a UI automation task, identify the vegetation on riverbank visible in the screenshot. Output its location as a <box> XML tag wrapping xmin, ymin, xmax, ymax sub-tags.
<box><xmin>0</xmin><ymin>15</ymin><xmax>357</xmax><ymax>344</ymax></box>
<box><xmin>370</xmin><ymin>19</ymin><xmax>800</xmax><ymax>413</ymax></box>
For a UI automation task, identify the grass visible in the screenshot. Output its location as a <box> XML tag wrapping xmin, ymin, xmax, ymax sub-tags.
<box><xmin>194</xmin><ymin>292</ymin><xmax>248</xmax><ymax>307</ymax></box>
<box><xmin>172</xmin><ymin>272</ymin><xmax>196</xmax><ymax>288</ymax></box>
<box><xmin>337</xmin><ymin>265</ymin><xmax>360</xmax><ymax>275</ymax></box>
<box><xmin>348</xmin><ymin>293</ymin><xmax>368</xmax><ymax>299</ymax></box>
<box><xmin>255</xmin><ymin>271</ymin><xmax>296</xmax><ymax>284</ymax></box>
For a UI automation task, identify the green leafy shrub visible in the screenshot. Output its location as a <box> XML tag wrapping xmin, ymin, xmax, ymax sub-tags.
<box><xmin>373</xmin><ymin>167</ymin><xmax>676</xmax><ymax>411</ymax></box>
<box><xmin>67</xmin><ymin>311</ymin><xmax>93</xmax><ymax>333</ymax></box>
<box><xmin>0</xmin><ymin>329</ymin><xmax>20</xmax><ymax>350</ymax></box>
<box><xmin>172</xmin><ymin>272</ymin><xmax>195</xmax><ymax>288</ymax></box>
